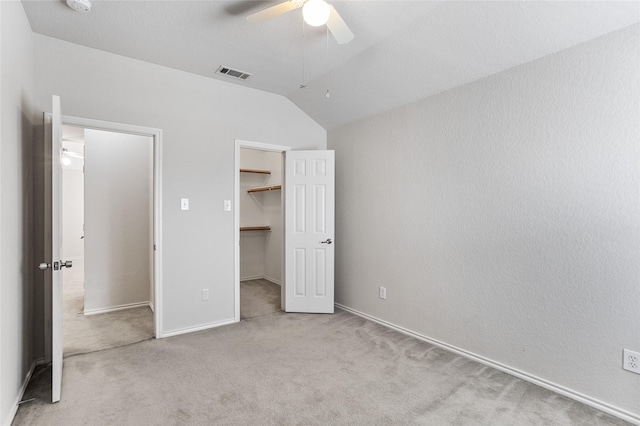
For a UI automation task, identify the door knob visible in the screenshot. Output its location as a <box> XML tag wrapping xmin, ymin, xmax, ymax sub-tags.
<box><xmin>320</xmin><ymin>238</ymin><xmax>332</xmax><ymax>245</ymax></box>
<box><xmin>39</xmin><ymin>261</ymin><xmax>72</xmax><ymax>270</ymax></box>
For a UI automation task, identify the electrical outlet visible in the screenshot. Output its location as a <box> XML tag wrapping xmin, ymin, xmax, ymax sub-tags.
<box><xmin>623</xmin><ymin>349</ymin><xmax>640</xmax><ymax>374</ymax></box>
<box><xmin>379</xmin><ymin>286</ymin><xmax>387</xmax><ymax>300</ymax></box>
<box><xmin>202</xmin><ymin>289</ymin><xmax>209</xmax><ymax>301</ymax></box>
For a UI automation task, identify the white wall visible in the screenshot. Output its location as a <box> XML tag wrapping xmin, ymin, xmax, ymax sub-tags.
<box><xmin>0</xmin><ymin>1</ymin><xmax>36</xmax><ymax>425</ymax></box>
<box><xmin>239</xmin><ymin>149</ymin><xmax>283</xmax><ymax>283</ymax></box>
<box><xmin>61</xmin><ymin>166</ymin><xmax>84</xmax><ymax>260</ymax></box>
<box><xmin>61</xmin><ymin>165</ymin><xmax>85</xmax><ymax>286</ymax></box>
<box><xmin>33</xmin><ymin>34</ymin><xmax>326</xmax><ymax>336</ymax></box>
<box><xmin>83</xmin><ymin>129</ymin><xmax>151</xmax><ymax>312</ymax></box>
<box><xmin>262</xmin><ymin>151</ymin><xmax>283</xmax><ymax>284</ymax></box>
<box><xmin>329</xmin><ymin>24</ymin><xmax>640</xmax><ymax>420</ymax></box>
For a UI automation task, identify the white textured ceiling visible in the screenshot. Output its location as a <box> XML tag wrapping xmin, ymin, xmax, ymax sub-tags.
<box><xmin>21</xmin><ymin>1</ymin><xmax>640</xmax><ymax>129</ymax></box>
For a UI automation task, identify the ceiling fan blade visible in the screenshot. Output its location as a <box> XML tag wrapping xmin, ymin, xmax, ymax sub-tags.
<box><xmin>246</xmin><ymin>1</ymin><xmax>301</xmax><ymax>24</ymax></box>
<box><xmin>326</xmin><ymin>4</ymin><xmax>354</xmax><ymax>45</ymax></box>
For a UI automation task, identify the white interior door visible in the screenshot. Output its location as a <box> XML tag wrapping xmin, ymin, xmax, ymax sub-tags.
<box><xmin>40</xmin><ymin>96</ymin><xmax>71</xmax><ymax>402</ymax></box>
<box><xmin>284</xmin><ymin>150</ymin><xmax>335</xmax><ymax>313</ymax></box>
<box><xmin>42</xmin><ymin>95</ymin><xmax>65</xmax><ymax>402</ymax></box>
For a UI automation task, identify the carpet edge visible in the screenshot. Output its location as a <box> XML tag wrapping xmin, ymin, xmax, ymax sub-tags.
<box><xmin>335</xmin><ymin>303</ymin><xmax>640</xmax><ymax>425</ymax></box>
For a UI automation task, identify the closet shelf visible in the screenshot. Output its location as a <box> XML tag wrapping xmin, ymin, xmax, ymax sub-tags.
<box><xmin>240</xmin><ymin>226</ymin><xmax>271</xmax><ymax>232</ymax></box>
<box><xmin>247</xmin><ymin>185</ymin><xmax>282</xmax><ymax>193</ymax></box>
<box><xmin>240</xmin><ymin>169</ymin><xmax>271</xmax><ymax>175</ymax></box>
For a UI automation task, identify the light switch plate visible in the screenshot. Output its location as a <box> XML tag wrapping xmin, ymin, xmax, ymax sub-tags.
<box><xmin>181</xmin><ymin>198</ymin><xmax>189</xmax><ymax>211</ymax></box>
<box><xmin>224</xmin><ymin>200</ymin><xmax>231</xmax><ymax>212</ymax></box>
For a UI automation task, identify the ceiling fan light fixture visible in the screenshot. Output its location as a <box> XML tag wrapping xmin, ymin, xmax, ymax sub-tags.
<box><xmin>66</xmin><ymin>0</ymin><xmax>92</xmax><ymax>13</ymax></box>
<box><xmin>302</xmin><ymin>0</ymin><xmax>330</xmax><ymax>26</ymax></box>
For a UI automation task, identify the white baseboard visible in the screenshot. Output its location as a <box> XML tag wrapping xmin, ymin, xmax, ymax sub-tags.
<box><xmin>4</xmin><ymin>358</ymin><xmax>41</xmax><ymax>426</ymax></box>
<box><xmin>335</xmin><ymin>303</ymin><xmax>640</xmax><ymax>426</ymax></box>
<box><xmin>240</xmin><ymin>275</ymin><xmax>263</xmax><ymax>282</ymax></box>
<box><xmin>162</xmin><ymin>318</ymin><xmax>237</xmax><ymax>338</ymax></box>
<box><xmin>263</xmin><ymin>276</ymin><xmax>281</xmax><ymax>286</ymax></box>
<box><xmin>83</xmin><ymin>301</ymin><xmax>151</xmax><ymax>316</ymax></box>
<box><xmin>241</xmin><ymin>275</ymin><xmax>281</xmax><ymax>286</ymax></box>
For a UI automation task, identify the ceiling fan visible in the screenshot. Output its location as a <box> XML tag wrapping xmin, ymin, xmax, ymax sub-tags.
<box><xmin>246</xmin><ymin>0</ymin><xmax>354</xmax><ymax>45</ymax></box>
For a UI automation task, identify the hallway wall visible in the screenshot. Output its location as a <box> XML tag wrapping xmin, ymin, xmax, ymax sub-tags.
<box><xmin>83</xmin><ymin>129</ymin><xmax>152</xmax><ymax>312</ymax></box>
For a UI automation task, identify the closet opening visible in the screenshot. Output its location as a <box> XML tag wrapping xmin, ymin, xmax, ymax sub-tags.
<box><xmin>234</xmin><ymin>141</ymin><xmax>291</xmax><ymax>321</ymax></box>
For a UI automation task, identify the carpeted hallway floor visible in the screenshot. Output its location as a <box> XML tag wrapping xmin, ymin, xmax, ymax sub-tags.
<box><xmin>62</xmin><ymin>269</ymin><xmax>154</xmax><ymax>356</ymax></box>
<box><xmin>13</xmin><ymin>302</ymin><xmax>629</xmax><ymax>425</ymax></box>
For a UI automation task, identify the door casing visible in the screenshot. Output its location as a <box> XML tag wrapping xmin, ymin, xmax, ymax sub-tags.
<box><xmin>44</xmin><ymin>113</ymin><xmax>164</xmax><ymax>367</ymax></box>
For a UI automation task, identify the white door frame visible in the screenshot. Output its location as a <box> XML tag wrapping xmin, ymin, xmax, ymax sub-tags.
<box><xmin>44</xmin><ymin>114</ymin><xmax>164</xmax><ymax>362</ymax></box>
<box><xmin>234</xmin><ymin>139</ymin><xmax>290</xmax><ymax>321</ymax></box>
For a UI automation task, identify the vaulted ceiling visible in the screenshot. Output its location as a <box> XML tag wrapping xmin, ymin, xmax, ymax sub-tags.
<box><xmin>21</xmin><ymin>1</ymin><xmax>640</xmax><ymax>129</ymax></box>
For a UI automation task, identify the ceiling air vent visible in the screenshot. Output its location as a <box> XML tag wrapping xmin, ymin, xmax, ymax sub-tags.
<box><xmin>216</xmin><ymin>66</ymin><xmax>252</xmax><ymax>81</ymax></box>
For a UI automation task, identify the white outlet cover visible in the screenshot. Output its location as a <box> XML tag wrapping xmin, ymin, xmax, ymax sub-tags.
<box><xmin>623</xmin><ymin>349</ymin><xmax>640</xmax><ymax>374</ymax></box>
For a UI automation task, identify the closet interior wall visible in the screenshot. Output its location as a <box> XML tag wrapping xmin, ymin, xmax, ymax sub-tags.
<box><xmin>239</xmin><ymin>148</ymin><xmax>283</xmax><ymax>284</ymax></box>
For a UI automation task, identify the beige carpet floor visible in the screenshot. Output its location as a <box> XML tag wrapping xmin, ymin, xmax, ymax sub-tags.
<box><xmin>63</xmin><ymin>272</ymin><xmax>154</xmax><ymax>356</ymax></box>
<box><xmin>14</xmin><ymin>308</ymin><xmax>630</xmax><ymax>425</ymax></box>
<box><xmin>63</xmin><ymin>276</ymin><xmax>276</xmax><ymax>355</ymax></box>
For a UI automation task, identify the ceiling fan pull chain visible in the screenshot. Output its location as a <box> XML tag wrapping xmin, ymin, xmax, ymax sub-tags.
<box><xmin>300</xmin><ymin>19</ymin><xmax>307</xmax><ymax>89</ymax></box>
<box><xmin>325</xmin><ymin>26</ymin><xmax>330</xmax><ymax>98</ymax></box>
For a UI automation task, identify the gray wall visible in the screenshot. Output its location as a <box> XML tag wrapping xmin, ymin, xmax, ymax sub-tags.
<box><xmin>329</xmin><ymin>24</ymin><xmax>640</xmax><ymax>417</ymax></box>
<box><xmin>262</xmin><ymin>151</ymin><xmax>283</xmax><ymax>284</ymax></box>
<box><xmin>0</xmin><ymin>1</ymin><xmax>37</xmax><ymax>424</ymax></box>
<box><xmin>33</xmin><ymin>34</ymin><xmax>326</xmax><ymax>338</ymax></box>
<box><xmin>84</xmin><ymin>129</ymin><xmax>152</xmax><ymax>312</ymax></box>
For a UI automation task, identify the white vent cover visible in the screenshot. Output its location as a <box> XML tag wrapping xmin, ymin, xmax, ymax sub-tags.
<box><xmin>216</xmin><ymin>66</ymin><xmax>252</xmax><ymax>80</ymax></box>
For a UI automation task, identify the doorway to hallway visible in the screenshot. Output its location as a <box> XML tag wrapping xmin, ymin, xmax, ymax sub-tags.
<box><xmin>60</xmin><ymin>125</ymin><xmax>154</xmax><ymax>356</ymax></box>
